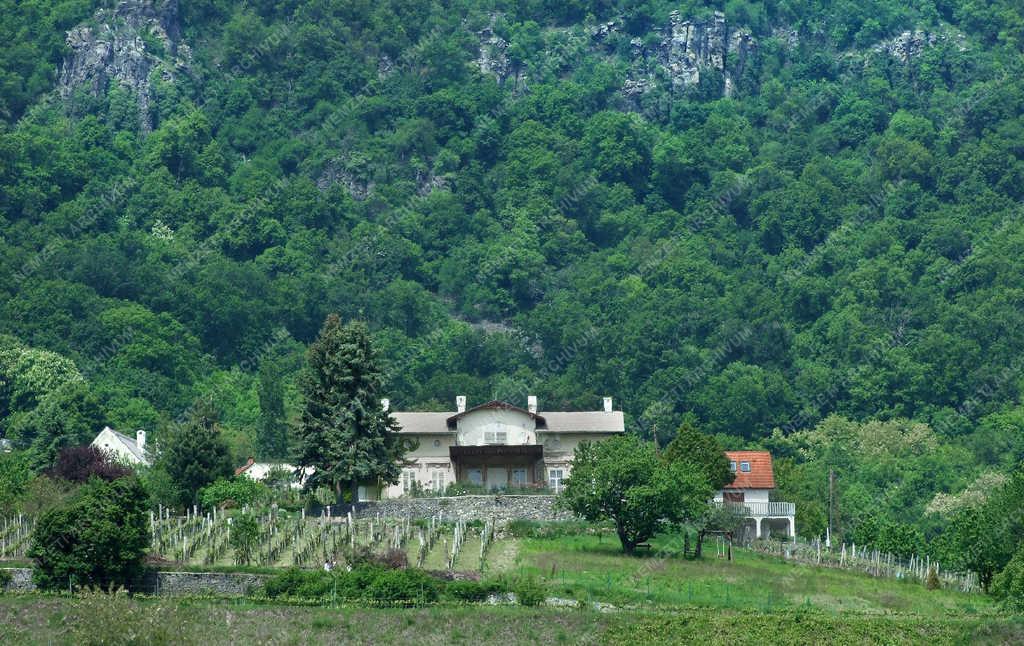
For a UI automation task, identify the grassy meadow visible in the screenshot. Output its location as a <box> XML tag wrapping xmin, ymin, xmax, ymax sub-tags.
<box><xmin>512</xmin><ymin>532</ymin><xmax>989</xmax><ymax>616</ymax></box>
<box><xmin>1</xmin><ymin>592</ymin><xmax>1020</xmax><ymax>645</ymax></box>
<box><xmin>3</xmin><ymin>527</ymin><xmax>1021</xmax><ymax>644</ymax></box>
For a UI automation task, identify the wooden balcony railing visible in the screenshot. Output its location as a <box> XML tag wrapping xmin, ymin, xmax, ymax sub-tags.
<box><xmin>713</xmin><ymin>501</ymin><xmax>796</xmax><ymax>517</ymax></box>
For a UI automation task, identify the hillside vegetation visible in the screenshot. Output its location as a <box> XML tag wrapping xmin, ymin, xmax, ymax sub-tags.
<box><xmin>2</xmin><ymin>0</ymin><xmax>1024</xmax><ymax>578</ymax></box>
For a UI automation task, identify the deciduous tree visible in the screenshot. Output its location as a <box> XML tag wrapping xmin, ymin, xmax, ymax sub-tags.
<box><xmin>562</xmin><ymin>434</ymin><xmax>710</xmax><ymax>554</ymax></box>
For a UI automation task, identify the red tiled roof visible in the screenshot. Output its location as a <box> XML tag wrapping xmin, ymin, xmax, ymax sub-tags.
<box><xmin>724</xmin><ymin>451</ymin><xmax>775</xmax><ymax>489</ymax></box>
<box><xmin>234</xmin><ymin>457</ymin><xmax>255</xmax><ymax>476</ymax></box>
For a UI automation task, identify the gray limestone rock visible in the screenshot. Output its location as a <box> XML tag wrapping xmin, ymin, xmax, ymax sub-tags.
<box><xmin>57</xmin><ymin>0</ymin><xmax>188</xmax><ymax>133</ymax></box>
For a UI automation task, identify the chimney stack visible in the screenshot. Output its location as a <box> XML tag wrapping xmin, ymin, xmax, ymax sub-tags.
<box><xmin>603</xmin><ymin>397</ymin><xmax>613</xmax><ymax>413</ymax></box>
<box><xmin>456</xmin><ymin>395</ymin><xmax>467</xmax><ymax>413</ymax></box>
<box><xmin>527</xmin><ymin>395</ymin><xmax>538</xmax><ymax>414</ymax></box>
<box><xmin>136</xmin><ymin>430</ymin><xmax>147</xmax><ymax>451</ymax></box>
<box><xmin>380</xmin><ymin>398</ymin><xmax>390</xmax><ymax>411</ymax></box>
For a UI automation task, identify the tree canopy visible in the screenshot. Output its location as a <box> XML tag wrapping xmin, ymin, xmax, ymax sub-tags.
<box><xmin>296</xmin><ymin>315</ymin><xmax>414</xmax><ymax>500</ymax></box>
<box><xmin>562</xmin><ymin>434</ymin><xmax>711</xmax><ymax>553</ymax></box>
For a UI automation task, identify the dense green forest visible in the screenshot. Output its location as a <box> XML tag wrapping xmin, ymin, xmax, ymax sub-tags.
<box><xmin>1</xmin><ymin>0</ymin><xmax>1023</xmax><ymax>558</ymax></box>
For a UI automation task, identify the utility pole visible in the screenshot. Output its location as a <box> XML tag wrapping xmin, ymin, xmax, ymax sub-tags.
<box><xmin>828</xmin><ymin>468</ymin><xmax>835</xmax><ymax>547</ymax></box>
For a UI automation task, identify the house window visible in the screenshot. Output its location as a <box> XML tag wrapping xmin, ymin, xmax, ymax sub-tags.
<box><xmin>467</xmin><ymin>468</ymin><xmax>483</xmax><ymax>486</ymax></box>
<box><xmin>740</xmin><ymin>461</ymin><xmax>751</xmax><ymax>472</ymax></box>
<box><xmin>511</xmin><ymin>468</ymin><xmax>527</xmax><ymax>486</ymax></box>
<box><xmin>729</xmin><ymin>460</ymin><xmax>737</xmax><ymax>472</ymax></box>
<box><xmin>484</xmin><ymin>431</ymin><xmax>507</xmax><ymax>445</ymax></box>
<box><xmin>548</xmin><ymin>468</ymin><xmax>564</xmax><ymax>493</ymax></box>
<box><xmin>401</xmin><ymin>470</ymin><xmax>416</xmax><ymax>494</ymax></box>
<box><xmin>431</xmin><ymin>470</ymin><xmax>446</xmax><ymax>493</ymax></box>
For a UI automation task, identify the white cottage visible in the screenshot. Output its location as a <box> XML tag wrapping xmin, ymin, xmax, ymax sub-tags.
<box><xmin>235</xmin><ymin>457</ymin><xmax>315</xmax><ymax>489</ymax></box>
<box><xmin>367</xmin><ymin>396</ymin><xmax>624</xmax><ymax>500</ymax></box>
<box><xmin>713</xmin><ymin>450</ymin><xmax>795</xmax><ymax>539</ymax></box>
<box><xmin>91</xmin><ymin>426</ymin><xmax>150</xmax><ymax>466</ymax></box>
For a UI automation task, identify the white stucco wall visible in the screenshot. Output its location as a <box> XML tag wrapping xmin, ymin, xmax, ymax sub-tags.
<box><xmin>91</xmin><ymin>428</ymin><xmax>145</xmax><ymax>465</ymax></box>
<box><xmin>382</xmin><ymin>432</ymin><xmax>456</xmax><ymax>499</ymax></box>
<box><xmin>713</xmin><ymin>488</ymin><xmax>771</xmax><ymax>503</ymax></box>
<box><xmin>456</xmin><ymin>408</ymin><xmax>536</xmax><ymax>446</ymax></box>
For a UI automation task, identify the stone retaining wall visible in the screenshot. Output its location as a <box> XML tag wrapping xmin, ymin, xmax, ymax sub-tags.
<box><xmin>355</xmin><ymin>495</ymin><xmax>575</xmax><ymax>523</ymax></box>
<box><xmin>1</xmin><ymin>568</ymin><xmax>34</xmax><ymax>592</ymax></box>
<box><xmin>1</xmin><ymin>568</ymin><xmax>267</xmax><ymax>596</ymax></box>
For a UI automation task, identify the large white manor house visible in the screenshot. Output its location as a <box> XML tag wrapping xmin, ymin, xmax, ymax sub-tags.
<box><xmin>373</xmin><ymin>396</ymin><xmax>624</xmax><ymax>499</ymax></box>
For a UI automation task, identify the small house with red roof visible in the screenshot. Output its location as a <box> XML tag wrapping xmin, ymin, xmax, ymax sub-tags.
<box><xmin>713</xmin><ymin>450</ymin><xmax>795</xmax><ymax>539</ymax></box>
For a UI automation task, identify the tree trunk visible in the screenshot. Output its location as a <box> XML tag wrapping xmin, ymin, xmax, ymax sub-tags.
<box><xmin>616</xmin><ymin>522</ymin><xmax>636</xmax><ymax>555</ymax></box>
<box><xmin>350</xmin><ymin>479</ymin><xmax>360</xmax><ymax>506</ymax></box>
<box><xmin>695</xmin><ymin>529</ymin><xmax>705</xmax><ymax>558</ymax></box>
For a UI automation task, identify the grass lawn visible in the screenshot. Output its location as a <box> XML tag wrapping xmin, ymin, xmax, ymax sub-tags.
<box><xmin>0</xmin><ymin>594</ymin><xmax>1020</xmax><ymax>645</ymax></box>
<box><xmin>3</xmin><ymin>528</ymin><xmax>1020</xmax><ymax>644</ymax></box>
<box><xmin>509</xmin><ymin>531</ymin><xmax>994</xmax><ymax>617</ymax></box>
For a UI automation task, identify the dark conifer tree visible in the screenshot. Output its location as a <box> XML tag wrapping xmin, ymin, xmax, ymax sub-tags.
<box><xmin>296</xmin><ymin>315</ymin><xmax>413</xmax><ymax>502</ymax></box>
<box><xmin>158</xmin><ymin>398</ymin><xmax>234</xmax><ymax>507</ymax></box>
<box><xmin>257</xmin><ymin>359</ymin><xmax>288</xmax><ymax>459</ymax></box>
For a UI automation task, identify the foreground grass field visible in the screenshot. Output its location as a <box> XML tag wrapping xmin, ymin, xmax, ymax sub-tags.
<box><xmin>512</xmin><ymin>532</ymin><xmax>990</xmax><ymax>616</ymax></box>
<box><xmin>3</xmin><ymin>528</ymin><xmax>1021</xmax><ymax>645</ymax></box>
<box><xmin>1</xmin><ymin>594</ymin><xmax>1021</xmax><ymax>645</ymax></box>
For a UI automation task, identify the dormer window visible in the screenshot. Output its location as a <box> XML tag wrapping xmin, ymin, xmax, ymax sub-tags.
<box><xmin>729</xmin><ymin>460</ymin><xmax>737</xmax><ymax>472</ymax></box>
<box><xmin>740</xmin><ymin>461</ymin><xmax>751</xmax><ymax>472</ymax></box>
<box><xmin>483</xmin><ymin>430</ymin><xmax>507</xmax><ymax>445</ymax></box>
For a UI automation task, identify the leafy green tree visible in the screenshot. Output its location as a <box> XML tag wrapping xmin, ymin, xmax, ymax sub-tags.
<box><xmin>157</xmin><ymin>399</ymin><xmax>234</xmax><ymax>508</ymax></box>
<box><xmin>0</xmin><ymin>450</ymin><xmax>32</xmax><ymax>515</ymax></box>
<box><xmin>663</xmin><ymin>420</ymin><xmax>733</xmax><ymax>491</ymax></box>
<box><xmin>27</xmin><ymin>475</ymin><xmax>150</xmax><ymax>590</ymax></box>
<box><xmin>8</xmin><ymin>382</ymin><xmax>105</xmax><ymax>470</ymax></box>
<box><xmin>296</xmin><ymin>315</ymin><xmax>413</xmax><ymax>501</ymax></box>
<box><xmin>562</xmin><ymin>434</ymin><xmax>711</xmax><ymax>554</ymax></box>
<box><xmin>875</xmin><ymin>521</ymin><xmax>925</xmax><ymax>559</ymax></box>
<box><xmin>993</xmin><ymin>543</ymin><xmax>1024</xmax><ymax>611</ymax></box>
<box><xmin>199</xmin><ymin>477</ymin><xmax>269</xmax><ymax>508</ymax></box>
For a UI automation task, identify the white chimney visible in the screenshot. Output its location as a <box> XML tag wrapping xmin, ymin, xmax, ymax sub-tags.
<box><xmin>603</xmin><ymin>397</ymin><xmax>613</xmax><ymax>413</ymax></box>
<box><xmin>527</xmin><ymin>395</ymin><xmax>537</xmax><ymax>414</ymax></box>
<box><xmin>136</xmin><ymin>430</ymin><xmax>146</xmax><ymax>451</ymax></box>
<box><xmin>381</xmin><ymin>398</ymin><xmax>390</xmax><ymax>411</ymax></box>
<box><xmin>456</xmin><ymin>395</ymin><xmax>466</xmax><ymax>413</ymax></box>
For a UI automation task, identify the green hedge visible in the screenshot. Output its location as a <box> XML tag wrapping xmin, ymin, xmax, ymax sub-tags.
<box><xmin>261</xmin><ymin>567</ymin><xmax>533</xmax><ymax>606</ymax></box>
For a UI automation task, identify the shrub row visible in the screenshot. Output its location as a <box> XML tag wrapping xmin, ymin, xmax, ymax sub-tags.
<box><xmin>504</xmin><ymin>520</ymin><xmax>597</xmax><ymax>539</ymax></box>
<box><xmin>261</xmin><ymin>566</ymin><xmax>544</xmax><ymax>606</ymax></box>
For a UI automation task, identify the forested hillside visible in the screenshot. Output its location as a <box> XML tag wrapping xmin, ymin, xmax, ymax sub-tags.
<box><xmin>2</xmin><ymin>0</ymin><xmax>1023</xmax><ymax>547</ymax></box>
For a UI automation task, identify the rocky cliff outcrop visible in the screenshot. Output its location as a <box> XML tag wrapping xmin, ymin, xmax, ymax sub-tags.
<box><xmin>599</xmin><ymin>11</ymin><xmax>755</xmax><ymax>101</ymax></box>
<box><xmin>875</xmin><ymin>28</ymin><xmax>967</xmax><ymax>63</ymax></box>
<box><xmin>476</xmin><ymin>26</ymin><xmax>512</xmax><ymax>81</ymax></box>
<box><xmin>58</xmin><ymin>0</ymin><xmax>190</xmax><ymax>133</ymax></box>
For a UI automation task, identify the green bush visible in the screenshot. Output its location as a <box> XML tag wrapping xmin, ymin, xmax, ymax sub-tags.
<box><xmin>199</xmin><ymin>477</ymin><xmax>270</xmax><ymax>509</ymax></box>
<box><xmin>27</xmin><ymin>476</ymin><xmax>150</xmax><ymax>590</ymax></box>
<box><xmin>230</xmin><ymin>513</ymin><xmax>260</xmax><ymax>565</ymax></box>
<box><xmin>263</xmin><ymin>565</ymin><xmax>391</xmax><ymax>601</ymax></box>
<box><xmin>444</xmin><ymin>579</ymin><xmax>502</xmax><ymax>602</ymax></box>
<box><xmin>512</xmin><ymin>576</ymin><xmax>547</xmax><ymax>606</ymax></box>
<box><xmin>505</xmin><ymin>520</ymin><xmax>594</xmax><ymax>538</ymax></box>
<box><xmin>0</xmin><ymin>568</ymin><xmax>12</xmax><ymax>591</ymax></box>
<box><xmin>365</xmin><ymin>568</ymin><xmax>439</xmax><ymax>604</ymax></box>
<box><xmin>263</xmin><ymin>568</ymin><xmax>323</xmax><ymax>598</ymax></box>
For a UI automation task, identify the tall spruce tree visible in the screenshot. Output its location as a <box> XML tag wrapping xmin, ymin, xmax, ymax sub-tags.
<box><xmin>296</xmin><ymin>315</ymin><xmax>413</xmax><ymax>502</ymax></box>
<box><xmin>256</xmin><ymin>359</ymin><xmax>288</xmax><ymax>459</ymax></box>
<box><xmin>158</xmin><ymin>398</ymin><xmax>234</xmax><ymax>507</ymax></box>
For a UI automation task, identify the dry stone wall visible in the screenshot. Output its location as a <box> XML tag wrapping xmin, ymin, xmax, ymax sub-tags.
<box><xmin>356</xmin><ymin>495</ymin><xmax>575</xmax><ymax>523</ymax></box>
<box><xmin>1</xmin><ymin>568</ymin><xmax>267</xmax><ymax>596</ymax></box>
